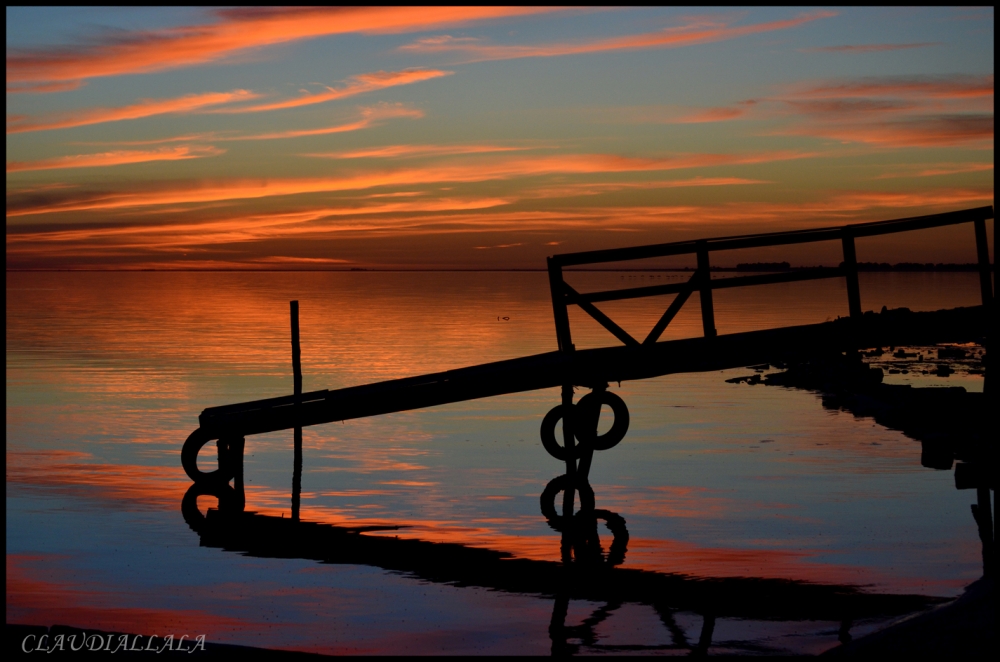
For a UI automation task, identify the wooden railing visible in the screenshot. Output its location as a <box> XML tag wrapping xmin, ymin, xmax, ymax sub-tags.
<box><xmin>546</xmin><ymin>206</ymin><xmax>995</xmax><ymax>351</ymax></box>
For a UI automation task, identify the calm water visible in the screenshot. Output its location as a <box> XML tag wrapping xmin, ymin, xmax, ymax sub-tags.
<box><xmin>6</xmin><ymin>271</ymin><xmax>987</xmax><ymax>655</ymax></box>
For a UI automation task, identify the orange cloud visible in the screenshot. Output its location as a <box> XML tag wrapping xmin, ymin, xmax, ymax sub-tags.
<box><xmin>800</xmin><ymin>42</ymin><xmax>940</xmax><ymax>53</ymax></box>
<box><xmin>220</xmin><ymin>104</ymin><xmax>423</xmax><ymax>141</ymax></box>
<box><xmin>8</xmin><ymin>188</ymin><xmax>993</xmax><ymax>270</ymax></box>
<box><xmin>668</xmin><ymin>75</ymin><xmax>993</xmax><ymax>131</ymax></box>
<box><xmin>874</xmin><ymin>163</ymin><xmax>994</xmax><ymax>179</ymax></box>
<box><xmin>675</xmin><ymin>106</ymin><xmax>752</xmax><ymax>123</ymax></box>
<box><xmin>11</xmin><ymin>185</ymin><xmax>989</xmax><ymax>268</ymax></box>
<box><xmin>782</xmin><ymin>99</ymin><xmax>920</xmax><ymax>116</ymax></box>
<box><xmin>787</xmin><ymin>114</ymin><xmax>993</xmax><ymax>147</ymax></box>
<box><xmin>73</xmin><ymin>133</ymin><xmax>221</xmax><ymax>146</ymax></box>
<box><xmin>6</xmin><ymin>7</ymin><xmax>553</xmax><ymax>86</ymax></box>
<box><xmin>684</xmin><ymin>75</ymin><xmax>996</xmax><ymax>147</ymax></box>
<box><xmin>399</xmin><ymin>10</ymin><xmax>836</xmax><ymax>61</ymax></box>
<box><xmin>6</xmin><ymin>80</ymin><xmax>85</xmax><ymax>94</ymax></box>
<box><xmin>6</xmin><ymin>198</ymin><xmax>517</xmax><ymax>253</ymax></box>
<box><xmin>6</xmin><ymin>150</ymin><xmax>816</xmax><ymax>217</ymax></box>
<box><xmin>213</xmin><ymin>69</ymin><xmax>451</xmax><ymax>114</ymax></box>
<box><xmin>526</xmin><ymin>177</ymin><xmax>771</xmax><ymax>198</ymax></box>
<box><xmin>792</xmin><ymin>74</ymin><xmax>994</xmax><ymax>100</ymax></box>
<box><xmin>7</xmin><ymin>146</ymin><xmax>224</xmax><ymax>173</ymax></box>
<box><xmin>474</xmin><ymin>242</ymin><xmax>524</xmax><ymax>249</ymax></box>
<box><xmin>307</xmin><ymin>144</ymin><xmax>541</xmax><ymax>159</ymax></box>
<box><xmin>6</xmin><ymin>90</ymin><xmax>257</xmax><ymax>134</ymax></box>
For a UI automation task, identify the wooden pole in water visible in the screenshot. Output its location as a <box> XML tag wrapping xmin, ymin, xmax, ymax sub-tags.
<box><xmin>291</xmin><ymin>301</ymin><xmax>303</xmax><ymax>522</ymax></box>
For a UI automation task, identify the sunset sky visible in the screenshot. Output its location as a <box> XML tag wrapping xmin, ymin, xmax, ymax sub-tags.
<box><xmin>6</xmin><ymin>6</ymin><xmax>994</xmax><ymax>270</ymax></box>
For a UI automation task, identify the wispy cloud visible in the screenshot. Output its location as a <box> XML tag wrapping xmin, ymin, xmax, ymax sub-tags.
<box><xmin>6</xmin><ymin>198</ymin><xmax>516</xmax><ymax>252</ymax></box>
<box><xmin>791</xmin><ymin>74</ymin><xmax>994</xmax><ymax>100</ymax></box>
<box><xmin>7</xmin><ymin>145</ymin><xmax>224</xmax><ymax>172</ymax></box>
<box><xmin>212</xmin><ymin>69</ymin><xmax>451</xmax><ymax>114</ymax></box>
<box><xmin>778</xmin><ymin>75</ymin><xmax>994</xmax><ymax>147</ymax></box>
<box><xmin>799</xmin><ymin>42</ymin><xmax>940</xmax><ymax>53</ymax></box>
<box><xmin>73</xmin><ymin>133</ymin><xmax>221</xmax><ymax>146</ymax></box>
<box><xmin>665</xmin><ymin>74</ymin><xmax>995</xmax><ymax>147</ymax></box>
<box><xmin>874</xmin><ymin>162</ymin><xmax>994</xmax><ymax>179</ymax></box>
<box><xmin>474</xmin><ymin>242</ymin><xmax>523</xmax><ymax>249</ymax></box>
<box><xmin>785</xmin><ymin>114</ymin><xmax>994</xmax><ymax>148</ymax></box>
<box><xmin>8</xmin><ymin>186</ymin><xmax>992</xmax><ymax>270</ymax></box>
<box><xmin>6</xmin><ymin>7</ymin><xmax>554</xmax><ymax>87</ymax></box>
<box><xmin>6</xmin><ymin>89</ymin><xmax>257</xmax><ymax>134</ymax></box>
<box><xmin>526</xmin><ymin>177</ymin><xmax>771</xmax><ymax>199</ymax></box>
<box><xmin>875</xmin><ymin>163</ymin><xmax>993</xmax><ymax>179</ymax></box>
<box><xmin>6</xmin><ymin>80</ymin><xmax>86</xmax><ymax>94</ymax></box>
<box><xmin>219</xmin><ymin>103</ymin><xmax>424</xmax><ymax>141</ymax></box>
<box><xmin>73</xmin><ymin>103</ymin><xmax>423</xmax><ymax>146</ymax></box>
<box><xmin>399</xmin><ymin>11</ymin><xmax>836</xmax><ymax>62</ymax></box>
<box><xmin>675</xmin><ymin>102</ymin><xmax>757</xmax><ymax>123</ymax></box>
<box><xmin>303</xmin><ymin>143</ymin><xmax>543</xmax><ymax>159</ymax></box>
<box><xmin>6</xmin><ymin>150</ymin><xmax>816</xmax><ymax>217</ymax></box>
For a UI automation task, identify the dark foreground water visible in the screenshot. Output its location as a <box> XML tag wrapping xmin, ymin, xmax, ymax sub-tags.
<box><xmin>6</xmin><ymin>271</ymin><xmax>988</xmax><ymax>655</ymax></box>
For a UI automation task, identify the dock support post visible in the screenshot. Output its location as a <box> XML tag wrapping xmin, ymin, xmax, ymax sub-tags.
<box><xmin>974</xmin><ymin>218</ymin><xmax>992</xmax><ymax>395</ymax></box>
<box><xmin>291</xmin><ymin>301</ymin><xmax>303</xmax><ymax>522</ymax></box>
<box><xmin>841</xmin><ymin>231</ymin><xmax>862</xmax><ymax>319</ymax></box>
<box><xmin>215</xmin><ymin>437</ymin><xmax>245</xmax><ymax>512</ymax></box>
<box><xmin>973</xmin><ymin>486</ymin><xmax>993</xmax><ymax>577</ymax></box>
<box><xmin>547</xmin><ymin>258</ymin><xmax>574</xmax><ymax>352</ymax></box>
<box><xmin>974</xmin><ymin>218</ymin><xmax>993</xmax><ymax>308</ymax></box>
<box><xmin>561</xmin><ymin>384</ymin><xmax>576</xmax><ymax>522</ymax></box>
<box><xmin>231</xmin><ymin>437</ymin><xmax>245</xmax><ymax>512</ymax></box>
<box><xmin>696</xmin><ymin>242</ymin><xmax>717</xmax><ymax>338</ymax></box>
<box><xmin>547</xmin><ymin>257</ymin><xmax>577</xmax><ymax>522</ymax></box>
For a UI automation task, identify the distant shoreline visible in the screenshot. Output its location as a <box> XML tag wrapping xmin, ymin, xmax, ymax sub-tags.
<box><xmin>6</xmin><ymin>262</ymin><xmax>992</xmax><ymax>273</ymax></box>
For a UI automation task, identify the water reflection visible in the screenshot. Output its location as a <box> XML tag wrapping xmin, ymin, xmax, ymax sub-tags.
<box><xmin>182</xmin><ymin>455</ymin><xmax>988</xmax><ymax>655</ymax></box>
<box><xmin>9</xmin><ymin>271</ymin><xmax>992</xmax><ymax>653</ymax></box>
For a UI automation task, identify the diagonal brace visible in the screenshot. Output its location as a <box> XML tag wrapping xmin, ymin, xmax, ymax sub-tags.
<box><xmin>643</xmin><ymin>272</ymin><xmax>699</xmax><ymax>345</ymax></box>
<box><xmin>563</xmin><ymin>283</ymin><xmax>640</xmax><ymax>347</ymax></box>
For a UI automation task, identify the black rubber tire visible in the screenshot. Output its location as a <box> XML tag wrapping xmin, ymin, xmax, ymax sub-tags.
<box><xmin>540</xmin><ymin>474</ymin><xmax>596</xmax><ymax>528</ymax></box>
<box><xmin>575</xmin><ymin>390</ymin><xmax>629</xmax><ymax>451</ymax></box>
<box><xmin>540</xmin><ymin>404</ymin><xmax>586</xmax><ymax>461</ymax></box>
<box><xmin>181</xmin><ymin>428</ymin><xmax>236</xmax><ymax>485</ymax></box>
<box><xmin>181</xmin><ymin>481</ymin><xmax>241</xmax><ymax>532</ymax></box>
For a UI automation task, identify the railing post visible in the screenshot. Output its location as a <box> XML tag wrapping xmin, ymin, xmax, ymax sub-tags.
<box><xmin>547</xmin><ymin>257</ymin><xmax>574</xmax><ymax>353</ymax></box>
<box><xmin>547</xmin><ymin>258</ymin><xmax>577</xmax><ymax>519</ymax></box>
<box><xmin>974</xmin><ymin>217</ymin><xmax>993</xmax><ymax>396</ymax></box>
<box><xmin>841</xmin><ymin>230</ymin><xmax>862</xmax><ymax>319</ymax></box>
<box><xmin>291</xmin><ymin>301</ymin><xmax>303</xmax><ymax>522</ymax></box>
<box><xmin>974</xmin><ymin>218</ymin><xmax>993</xmax><ymax>307</ymax></box>
<box><xmin>696</xmin><ymin>241</ymin><xmax>717</xmax><ymax>338</ymax></box>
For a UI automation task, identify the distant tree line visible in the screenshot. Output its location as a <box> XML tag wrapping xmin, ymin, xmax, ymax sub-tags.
<box><xmin>724</xmin><ymin>262</ymin><xmax>984</xmax><ymax>272</ymax></box>
<box><xmin>843</xmin><ymin>262</ymin><xmax>983</xmax><ymax>272</ymax></box>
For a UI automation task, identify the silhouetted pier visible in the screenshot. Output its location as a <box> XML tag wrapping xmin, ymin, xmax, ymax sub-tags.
<box><xmin>178</xmin><ymin>205</ymin><xmax>994</xmax><ymax>655</ymax></box>
<box><xmin>183</xmin><ymin>206</ymin><xmax>993</xmax><ymax>487</ymax></box>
